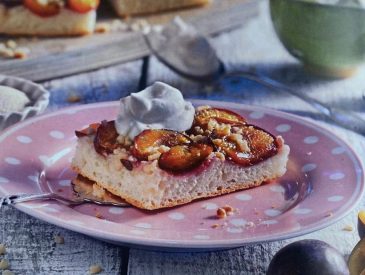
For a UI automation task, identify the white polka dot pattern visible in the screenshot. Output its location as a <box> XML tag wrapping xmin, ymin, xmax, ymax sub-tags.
<box><xmin>264</xmin><ymin>209</ymin><xmax>282</xmax><ymax>217</ymax></box>
<box><xmin>108</xmin><ymin>207</ymin><xmax>125</xmax><ymax>215</ymax></box>
<box><xmin>261</xmin><ymin>220</ymin><xmax>278</xmax><ymax>225</ymax></box>
<box><xmin>275</xmin><ymin>124</ymin><xmax>291</xmax><ymax>133</ymax></box>
<box><xmin>49</xmin><ymin>131</ymin><xmax>65</xmax><ymax>139</ymax></box>
<box><xmin>201</xmin><ymin>202</ymin><xmax>218</xmax><ymax>210</ymax></box>
<box><xmin>235</xmin><ymin>194</ymin><xmax>252</xmax><ymax>201</ymax></box>
<box><xmin>230</xmin><ymin>218</ymin><xmax>247</xmax><ymax>227</ymax></box>
<box><xmin>301</xmin><ymin>163</ymin><xmax>317</xmax><ymax>173</ymax></box>
<box><xmin>168</xmin><ymin>212</ymin><xmax>185</xmax><ymax>220</ymax></box>
<box><xmin>227</xmin><ymin>227</ymin><xmax>243</xmax><ymax>233</ymax></box>
<box><xmin>303</xmin><ymin>136</ymin><xmax>319</xmax><ymax>144</ymax></box>
<box><xmin>249</xmin><ymin>111</ymin><xmax>265</xmax><ymax>119</ymax></box>
<box><xmin>269</xmin><ymin>185</ymin><xmax>285</xmax><ymax>193</ymax></box>
<box><xmin>135</xmin><ymin>223</ymin><xmax>152</xmax><ymax>229</ymax></box>
<box><xmin>293</xmin><ymin>208</ymin><xmax>312</xmax><ymax>215</ymax></box>
<box><xmin>327</xmin><ymin>195</ymin><xmax>344</xmax><ymax>202</ymax></box>
<box><xmin>16</xmin><ymin>135</ymin><xmax>32</xmax><ymax>144</ymax></box>
<box><xmin>331</xmin><ymin>147</ymin><xmax>346</xmax><ymax>155</ymax></box>
<box><xmin>0</xmin><ymin>176</ymin><xmax>9</xmax><ymax>184</ymax></box>
<box><xmin>5</xmin><ymin>157</ymin><xmax>21</xmax><ymax>165</ymax></box>
<box><xmin>58</xmin><ymin>180</ymin><xmax>71</xmax><ymax>187</ymax></box>
<box><xmin>329</xmin><ymin>172</ymin><xmax>345</xmax><ymax>180</ymax></box>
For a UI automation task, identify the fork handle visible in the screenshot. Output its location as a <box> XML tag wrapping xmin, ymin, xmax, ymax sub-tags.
<box><xmin>1</xmin><ymin>193</ymin><xmax>59</xmax><ymax>206</ymax></box>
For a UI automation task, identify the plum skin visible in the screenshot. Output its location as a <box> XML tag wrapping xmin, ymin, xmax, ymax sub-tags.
<box><xmin>267</xmin><ymin>239</ymin><xmax>349</xmax><ymax>275</ymax></box>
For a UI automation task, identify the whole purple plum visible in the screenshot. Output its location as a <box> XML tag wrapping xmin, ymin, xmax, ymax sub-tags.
<box><xmin>267</xmin><ymin>239</ymin><xmax>349</xmax><ymax>275</ymax></box>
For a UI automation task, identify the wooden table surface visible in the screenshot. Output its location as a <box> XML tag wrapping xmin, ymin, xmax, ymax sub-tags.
<box><xmin>1</xmin><ymin>2</ymin><xmax>365</xmax><ymax>274</ymax></box>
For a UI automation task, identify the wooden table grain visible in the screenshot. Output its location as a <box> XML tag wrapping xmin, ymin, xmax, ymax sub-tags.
<box><xmin>1</xmin><ymin>2</ymin><xmax>365</xmax><ymax>274</ymax></box>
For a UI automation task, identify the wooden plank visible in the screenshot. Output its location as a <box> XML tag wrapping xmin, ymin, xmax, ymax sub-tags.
<box><xmin>0</xmin><ymin>206</ymin><xmax>128</xmax><ymax>275</ymax></box>
<box><xmin>0</xmin><ymin>0</ymin><xmax>259</xmax><ymax>82</ymax></box>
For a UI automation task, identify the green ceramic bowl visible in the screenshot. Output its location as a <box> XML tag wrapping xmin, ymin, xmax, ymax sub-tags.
<box><xmin>270</xmin><ymin>0</ymin><xmax>365</xmax><ymax>78</ymax></box>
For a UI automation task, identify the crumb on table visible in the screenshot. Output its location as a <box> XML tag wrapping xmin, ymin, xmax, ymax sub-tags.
<box><xmin>0</xmin><ymin>259</ymin><xmax>9</xmax><ymax>270</ymax></box>
<box><xmin>89</xmin><ymin>264</ymin><xmax>102</xmax><ymax>274</ymax></box>
<box><xmin>54</xmin><ymin>235</ymin><xmax>65</xmax><ymax>244</ymax></box>
<box><xmin>0</xmin><ymin>244</ymin><xmax>5</xmax><ymax>255</ymax></box>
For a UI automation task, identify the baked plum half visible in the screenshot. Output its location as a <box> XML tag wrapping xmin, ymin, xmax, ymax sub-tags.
<box><xmin>132</xmin><ymin>129</ymin><xmax>191</xmax><ymax>161</ymax></box>
<box><xmin>192</xmin><ymin>107</ymin><xmax>246</xmax><ymax>132</ymax></box>
<box><xmin>218</xmin><ymin>124</ymin><xmax>278</xmax><ymax>166</ymax></box>
<box><xmin>159</xmin><ymin>143</ymin><xmax>213</xmax><ymax>174</ymax></box>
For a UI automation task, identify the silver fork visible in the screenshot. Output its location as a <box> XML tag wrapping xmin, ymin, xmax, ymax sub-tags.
<box><xmin>0</xmin><ymin>192</ymin><xmax>131</xmax><ymax>208</ymax></box>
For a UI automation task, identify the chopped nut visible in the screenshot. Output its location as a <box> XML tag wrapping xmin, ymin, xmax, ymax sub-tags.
<box><xmin>95</xmin><ymin>212</ymin><xmax>103</xmax><ymax>219</ymax></box>
<box><xmin>223</xmin><ymin>205</ymin><xmax>234</xmax><ymax>212</ymax></box>
<box><xmin>196</xmin><ymin>105</ymin><xmax>211</xmax><ymax>111</ymax></box>
<box><xmin>214</xmin><ymin>152</ymin><xmax>225</xmax><ymax>161</ymax></box>
<box><xmin>13</xmin><ymin>47</ymin><xmax>30</xmax><ymax>59</ymax></box>
<box><xmin>158</xmin><ymin>145</ymin><xmax>170</xmax><ymax>153</ymax></box>
<box><xmin>228</xmin><ymin>133</ymin><xmax>250</xmax><ymax>152</ymax></box>
<box><xmin>147</xmin><ymin>152</ymin><xmax>161</xmax><ymax>161</ymax></box>
<box><xmin>2</xmin><ymin>270</ymin><xmax>14</xmax><ymax>275</ymax></box>
<box><xmin>95</xmin><ymin>23</ymin><xmax>111</xmax><ymax>33</ymax></box>
<box><xmin>0</xmin><ymin>48</ymin><xmax>14</xmax><ymax>58</ymax></box>
<box><xmin>342</xmin><ymin>225</ymin><xmax>353</xmax><ymax>232</ymax></box>
<box><xmin>89</xmin><ymin>264</ymin><xmax>102</xmax><ymax>274</ymax></box>
<box><xmin>54</xmin><ymin>235</ymin><xmax>64</xmax><ymax>244</ymax></box>
<box><xmin>0</xmin><ymin>244</ymin><xmax>5</xmax><ymax>255</ymax></box>
<box><xmin>246</xmin><ymin>221</ymin><xmax>255</xmax><ymax>228</ymax></box>
<box><xmin>6</xmin><ymin>40</ymin><xmax>17</xmax><ymax>49</ymax></box>
<box><xmin>216</xmin><ymin>208</ymin><xmax>227</xmax><ymax>219</ymax></box>
<box><xmin>0</xmin><ymin>259</ymin><xmax>9</xmax><ymax>270</ymax></box>
<box><xmin>67</xmin><ymin>94</ymin><xmax>82</xmax><ymax>103</ymax></box>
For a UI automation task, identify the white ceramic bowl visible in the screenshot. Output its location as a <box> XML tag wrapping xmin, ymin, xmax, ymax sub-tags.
<box><xmin>0</xmin><ymin>75</ymin><xmax>49</xmax><ymax>130</ymax></box>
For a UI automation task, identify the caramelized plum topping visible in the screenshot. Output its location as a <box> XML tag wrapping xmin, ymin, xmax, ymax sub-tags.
<box><xmin>24</xmin><ymin>0</ymin><xmax>61</xmax><ymax>17</ymax></box>
<box><xmin>158</xmin><ymin>143</ymin><xmax>213</xmax><ymax>174</ymax></box>
<box><xmin>219</xmin><ymin>125</ymin><xmax>278</xmax><ymax>166</ymax></box>
<box><xmin>94</xmin><ymin>120</ymin><xmax>121</xmax><ymax>156</ymax></box>
<box><xmin>193</xmin><ymin>107</ymin><xmax>246</xmax><ymax>130</ymax></box>
<box><xmin>75</xmin><ymin>123</ymin><xmax>100</xmax><ymax>138</ymax></box>
<box><xmin>133</xmin><ymin>129</ymin><xmax>191</xmax><ymax>161</ymax></box>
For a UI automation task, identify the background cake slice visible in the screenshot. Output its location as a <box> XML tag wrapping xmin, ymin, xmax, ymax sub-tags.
<box><xmin>0</xmin><ymin>1</ymin><xmax>98</xmax><ymax>36</ymax></box>
<box><xmin>109</xmin><ymin>0</ymin><xmax>211</xmax><ymax>16</ymax></box>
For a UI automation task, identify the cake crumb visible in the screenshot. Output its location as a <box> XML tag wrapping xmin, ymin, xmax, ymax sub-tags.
<box><xmin>0</xmin><ymin>259</ymin><xmax>9</xmax><ymax>270</ymax></box>
<box><xmin>216</xmin><ymin>208</ymin><xmax>227</xmax><ymax>219</ymax></box>
<box><xmin>325</xmin><ymin>212</ymin><xmax>333</xmax><ymax>218</ymax></box>
<box><xmin>67</xmin><ymin>94</ymin><xmax>82</xmax><ymax>103</ymax></box>
<box><xmin>13</xmin><ymin>47</ymin><xmax>30</xmax><ymax>59</ymax></box>
<box><xmin>95</xmin><ymin>23</ymin><xmax>111</xmax><ymax>33</ymax></box>
<box><xmin>95</xmin><ymin>212</ymin><xmax>103</xmax><ymax>219</ymax></box>
<box><xmin>89</xmin><ymin>264</ymin><xmax>102</xmax><ymax>274</ymax></box>
<box><xmin>223</xmin><ymin>205</ymin><xmax>235</xmax><ymax>216</ymax></box>
<box><xmin>211</xmin><ymin>224</ymin><xmax>220</xmax><ymax>229</ymax></box>
<box><xmin>6</xmin><ymin>40</ymin><xmax>17</xmax><ymax>49</ymax></box>
<box><xmin>246</xmin><ymin>221</ymin><xmax>255</xmax><ymax>228</ymax></box>
<box><xmin>2</xmin><ymin>270</ymin><xmax>14</xmax><ymax>275</ymax></box>
<box><xmin>342</xmin><ymin>225</ymin><xmax>353</xmax><ymax>232</ymax></box>
<box><xmin>54</xmin><ymin>235</ymin><xmax>64</xmax><ymax>244</ymax></box>
<box><xmin>0</xmin><ymin>244</ymin><xmax>5</xmax><ymax>255</ymax></box>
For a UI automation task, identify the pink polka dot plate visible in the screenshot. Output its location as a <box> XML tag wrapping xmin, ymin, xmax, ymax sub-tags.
<box><xmin>0</xmin><ymin>100</ymin><xmax>363</xmax><ymax>250</ymax></box>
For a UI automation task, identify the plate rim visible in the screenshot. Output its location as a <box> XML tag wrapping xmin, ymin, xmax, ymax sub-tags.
<box><xmin>1</xmin><ymin>99</ymin><xmax>364</xmax><ymax>249</ymax></box>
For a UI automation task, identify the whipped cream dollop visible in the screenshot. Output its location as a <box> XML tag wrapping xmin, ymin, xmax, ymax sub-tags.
<box><xmin>115</xmin><ymin>82</ymin><xmax>195</xmax><ymax>139</ymax></box>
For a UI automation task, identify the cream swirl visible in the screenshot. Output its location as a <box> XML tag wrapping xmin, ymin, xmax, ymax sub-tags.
<box><xmin>115</xmin><ymin>82</ymin><xmax>195</xmax><ymax>139</ymax></box>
